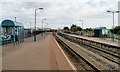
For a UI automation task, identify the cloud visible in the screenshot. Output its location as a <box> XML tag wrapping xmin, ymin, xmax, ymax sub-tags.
<box><xmin>0</xmin><ymin>0</ymin><xmax>119</xmax><ymax>29</ymax></box>
<box><xmin>0</xmin><ymin>0</ymin><xmax>119</xmax><ymax>2</ymax></box>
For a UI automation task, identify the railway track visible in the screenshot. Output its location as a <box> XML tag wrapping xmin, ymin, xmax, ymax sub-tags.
<box><xmin>53</xmin><ymin>33</ymin><xmax>101</xmax><ymax>72</ymax></box>
<box><xmin>57</xmin><ymin>32</ymin><xmax>120</xmax><ymax>65</ymax></box>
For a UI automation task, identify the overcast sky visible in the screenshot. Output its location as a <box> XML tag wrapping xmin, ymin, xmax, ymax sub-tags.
<box><xmin>0</xmin><ymin>0</ymin><xmax>119</xmax><ymax>29</ymax></box>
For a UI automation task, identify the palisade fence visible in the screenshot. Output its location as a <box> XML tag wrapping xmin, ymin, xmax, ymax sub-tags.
<box><xmin>24</xmin><ymin>29</ymin><xmax>33</xmax><ymax>38</ymax></box>
<box><xmin>0</xmin><ymin>26</ymin><xmax>2</xmax><ymax>45</ymax></box>
<box><xmin>24</xmin><ymin>29</ymin><xmax>44</xmax><ymax>38</ymax></box>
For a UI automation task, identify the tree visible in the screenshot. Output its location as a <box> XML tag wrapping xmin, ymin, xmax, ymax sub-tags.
<box><xmin>83</xmin><ymin>28</ymin><xmax>93</xmax><ymax>36</ymax></box>
<box><xmin>70</xmin><ymin>24</ymin><xmax>82</xmax><ymax>32</ymax></box>
<box><xmin>114</xmin><ymin>26</ymin><xmax>120</xmax><ymax>34</ymax></box>
<box><xmin>84</xmin><ymin>28</ymin><xmax>93</xmax><ymax>32</ymax></box>
<box><xmin>63</xmin><ymin>27</ymin><xmax>69</xmax><ymax>31</ymax></box>
<box><xmin>110</xmin><ymin>26</ymin><xmax>120</xmax><ymax>34</ymax></box>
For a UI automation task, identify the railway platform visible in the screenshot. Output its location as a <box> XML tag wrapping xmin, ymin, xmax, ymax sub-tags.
<box><xmin>63</xmin><ymin>33</ymin><xmax>119</xmax><ymax>47</ymax></box>
<box><xmin>2</xmin><ymin>33</ymin><xmax>73</xmax><ymax>70</ymax></box>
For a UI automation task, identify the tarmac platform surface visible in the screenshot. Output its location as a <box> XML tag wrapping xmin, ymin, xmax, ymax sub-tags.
<box><xmin>2</xmin><ymin>33</ymin><xmax>73</xmax><ymax>70</ymax></box>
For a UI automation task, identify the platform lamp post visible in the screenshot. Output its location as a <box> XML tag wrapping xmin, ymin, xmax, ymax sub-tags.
<box><xmin>42</xmin><ymin>19</ymin><xmax>47</xmax><ymax>36</ymax></box>
<box><xmin>79</xmin><ymin>20</ymin><xmax>84</xmax><ymax>36</ymax></box>
<box><xmin>30</xmin><ymin>22</ymin><xmax>32</xmax><ymax>37</ymax></box>
<box><xmin>107</xmin><ymin>10</ymin><xmax>119</xmax><ymax>42</ymax></box>
<box><xmin>34</xmin><ymin>8</ymin><xmax>43</xmax><ymax>42</ymax></box>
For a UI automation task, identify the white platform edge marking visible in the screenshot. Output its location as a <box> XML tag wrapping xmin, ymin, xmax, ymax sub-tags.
<box><xmin>53</xmin><ymin>36</ymin><xmax>77</xmax><ymax>70</ymax></box>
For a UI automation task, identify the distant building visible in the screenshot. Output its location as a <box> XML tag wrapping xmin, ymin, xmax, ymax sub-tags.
<box><xmin>94</xmin><ymin>27</ymin><xmax>108</xmax><ymax>38</ymax></box>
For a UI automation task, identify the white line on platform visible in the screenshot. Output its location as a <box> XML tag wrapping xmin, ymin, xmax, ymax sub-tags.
<box><xmin>53</xmin><ymin>35</ymin><xmax>77</xmax><ymax>70</ymax></box>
